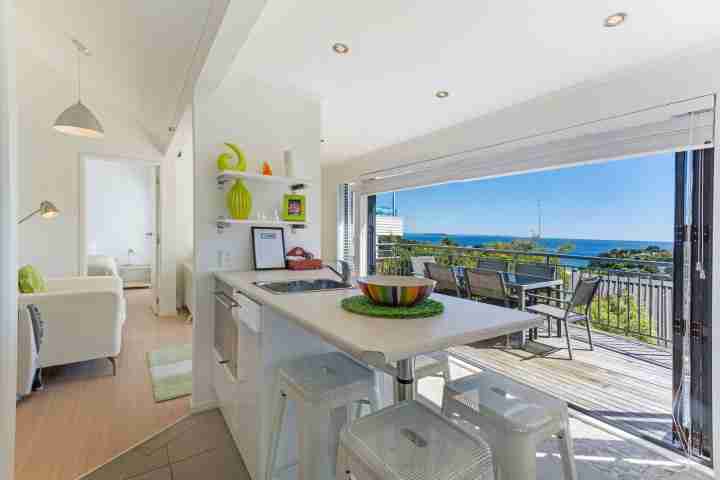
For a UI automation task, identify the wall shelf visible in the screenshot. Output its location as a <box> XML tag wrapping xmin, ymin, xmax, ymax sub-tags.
<box><xmin>217</xmin><ymin>170</ymin><xmax>311</xmax><ymax>190</ymax></box>
<box><xmin>216</xmin><ymin>217</ymin><xmax>309</xmax><ymax>233</ymax></box>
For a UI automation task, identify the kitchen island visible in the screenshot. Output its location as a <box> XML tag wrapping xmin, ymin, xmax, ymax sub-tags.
<box><xmin>212</xmin><ymin>268</ymin><xmax>542</xmax><ymax>480</ymax></box>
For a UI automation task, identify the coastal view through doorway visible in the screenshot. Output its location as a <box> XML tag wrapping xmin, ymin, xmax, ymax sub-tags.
<box><xmin>345</xmin><ymin>151</ymin><xmax>713</xmax><ymax>464</ymax></box>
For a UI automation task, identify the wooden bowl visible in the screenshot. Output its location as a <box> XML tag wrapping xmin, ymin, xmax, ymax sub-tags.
<box><xmin>356</xmin><ymin>275</ymin><xmax>436</xmax><ymax>307</ymax></box>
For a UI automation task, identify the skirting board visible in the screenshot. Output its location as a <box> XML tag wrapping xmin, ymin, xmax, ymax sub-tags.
<box><xmin>190</xmin><ymin>399</ymin><xmax>218</xmax><ymax>414</ymax></box>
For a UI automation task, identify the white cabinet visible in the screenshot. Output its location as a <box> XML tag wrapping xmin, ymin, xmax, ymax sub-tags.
<box><xmin>213</xmin><ymin>279</ymin><xmax>262</xmax><ymax>479</ymax></box>
<box><xmin>233</xmin><ymin>292</ymin><xmax>262</xmax><ymax>479</ymax></box>
<box><xmin>212</xmin><ymin>276</ymin><xmax>341</xmax><ymax>480</ymax></box>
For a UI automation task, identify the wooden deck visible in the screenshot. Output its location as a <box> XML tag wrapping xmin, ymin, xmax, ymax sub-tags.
<box><xmin>449</xmin><ymin>324</ymin><xmax>674</xmax><ymax>447</ymax></box>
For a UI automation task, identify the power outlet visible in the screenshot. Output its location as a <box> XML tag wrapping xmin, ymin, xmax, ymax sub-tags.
<box><xmin>216</xmin><ymin>250</ymin><xmax>233</xmax><ymax>269</ymax></box>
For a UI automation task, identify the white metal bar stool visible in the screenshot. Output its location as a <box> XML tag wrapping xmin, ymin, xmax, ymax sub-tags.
<box><xmin>442</xmin><ymin>371</ymin><xmax>578</xmax><ymax>480</ymax></box>
<box><xmin>414</xmin><ymin>352</ymin><xmax>451</xmax><ymax>395</ymax></box>
<box><xmin>266</xmin><ymin>352</ymin><xmax>381</xmax><ymax>480</ymax></box>
<box><xmin>337</xmin><ymin>400</ymin><xmax>495</xmax><ymax>480</ymax></box>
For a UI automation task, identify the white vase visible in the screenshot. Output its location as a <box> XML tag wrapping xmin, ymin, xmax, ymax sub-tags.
<box><xmin>283</xmin><ymin>150</ymin><xmax>294</xmax><ymax>177</ymax></box>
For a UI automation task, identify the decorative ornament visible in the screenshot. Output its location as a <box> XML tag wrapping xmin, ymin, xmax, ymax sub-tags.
<box><xmin>226</xmin><ymin>180</ymin><xmax>252</xmax><ymax>219</ymax></box>
<box><xmin>217</xmin><ymin>143</ymin><xmax>247</xmax><ymax>171</ymax></box>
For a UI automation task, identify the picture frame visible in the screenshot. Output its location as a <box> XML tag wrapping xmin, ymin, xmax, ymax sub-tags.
<box><xmin>282</xmin><ymin>194</ymin><xmax>306</xmax><ymax>222</ymax></box>
<box><xmin>251</xmin><ymin>227</ymin><xmax>287</xmax><ymax>270</ymax></box>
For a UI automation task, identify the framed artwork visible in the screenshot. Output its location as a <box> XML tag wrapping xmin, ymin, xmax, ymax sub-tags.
<box><xmin>282</xmin><ymin>194</ymin><xmax>306</xmax><ymax>222</ymax></box>
<box><xmin>251</xmin><ymin>227</ymin><xmax>286</xmax><ymax>270</ymax></box>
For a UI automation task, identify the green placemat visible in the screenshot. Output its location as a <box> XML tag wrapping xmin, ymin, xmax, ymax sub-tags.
<box><xmin>341</xmin><ymin>295</ymin><xmax>444</xmax><ymax>319</ymax></box>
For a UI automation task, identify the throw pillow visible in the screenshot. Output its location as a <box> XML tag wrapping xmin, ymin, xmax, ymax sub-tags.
<box><xmin>18</xmin><ymin>265</ymin><xmax>47</xmax><ymax>293</ymax></box>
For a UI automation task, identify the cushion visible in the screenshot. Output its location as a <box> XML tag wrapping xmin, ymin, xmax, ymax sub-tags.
<box><xmin>18</xmin><ymin>265</ymin><xmax>47</xmax><ymax>293</ymax></box>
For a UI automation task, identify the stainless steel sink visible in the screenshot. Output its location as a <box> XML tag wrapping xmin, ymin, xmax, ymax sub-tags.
<box><xmin>254</xmin><ymin>279</ymin><xmax>354</xmax><ymax>294</ymax></box>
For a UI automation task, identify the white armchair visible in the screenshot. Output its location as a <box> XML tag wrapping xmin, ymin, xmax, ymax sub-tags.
<box><xmin>18</xmin><ymin>276</ymin><xmax>126</xmax><ymax>375</ymax></box>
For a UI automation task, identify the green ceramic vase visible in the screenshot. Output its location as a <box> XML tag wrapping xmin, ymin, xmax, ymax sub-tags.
<box><xmin>226</xmin><ymin>180</ymin><xmax>252</xmax><ymax>219</ymax></box>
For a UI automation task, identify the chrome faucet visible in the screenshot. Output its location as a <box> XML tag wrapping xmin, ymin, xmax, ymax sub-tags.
<box><xmin>325</xmin><ymin>260</ymin><xmax>352</xmax><ymax>284</ymax></box>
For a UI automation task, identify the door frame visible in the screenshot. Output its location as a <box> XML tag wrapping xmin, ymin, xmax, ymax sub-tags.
<box><xmin>0</xmin><ymin>0</ymin><xmax>17</xmax><ymax>477</ymax></box>
<box><xmin>78</xmin><ymin>154</ymin><xmax>161</xmax><ymax>282</ymax></box>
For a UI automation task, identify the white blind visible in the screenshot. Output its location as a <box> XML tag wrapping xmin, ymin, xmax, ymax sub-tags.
<box><xmin>337</xmin><ymin>184</ymin><xmax>354</xmax><ymax>264</ymax></box>
<box><xmin>355</xmin><ymin>96</ymin><xmax>715</xmax><ymax>195</ymax></box>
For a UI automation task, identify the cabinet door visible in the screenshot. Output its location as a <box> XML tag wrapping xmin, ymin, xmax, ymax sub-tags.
<box><xmin>233</xmin><ymin>293</ymin><xmax>262</xmax><ymax>479</ymax></box>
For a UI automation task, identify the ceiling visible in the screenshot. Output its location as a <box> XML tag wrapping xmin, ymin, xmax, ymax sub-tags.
<box><xmin>17</xmin><ymin>0</ymin><xmax>225</xmax><ymax>152</ymax></box>
<box><xmin>229</xmin><ymin>0</ymin><xmax>720</xmax><ymax>164</ymax></box>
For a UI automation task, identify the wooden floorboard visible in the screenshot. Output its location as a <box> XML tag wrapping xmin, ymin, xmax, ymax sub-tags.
<box><xmin>15</xmin><ymin>289</ymin><xmax>192</xmax><ymax>480</ymax></box>
<box><xmin>451</xmin><ymin>325</ymin><xmax>674</xmax><ymax>446</ymax></box>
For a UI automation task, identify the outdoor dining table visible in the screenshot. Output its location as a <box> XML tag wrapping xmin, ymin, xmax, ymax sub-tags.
<box><xmin>452</xmin><ymin>267</ymin><xmax>564</xmax><ymax>310</ymax></box>
<box><xmin>452</xmin><ymin>267</ymin><xmax>564</xmax><ymax>342</ymax></box>
<box><xmin>500</xmin><ymin>272</ymin><xmax>564</xmax><ymax>311</ymax></box>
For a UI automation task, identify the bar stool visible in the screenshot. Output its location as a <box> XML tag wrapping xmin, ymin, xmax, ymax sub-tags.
<box><xmin>413</xmin><ymin>351</ymin><xmax>451</xmax><ymax>396</ymax></box>
<box><xmin>442</xmin><ymin>371</ymin><xmax>577</xmax><ymax>480</ymax></box>
<box><xmin>266</xmin><ymin>352</ymin><xmax>381</xmax><ymax>480</ymax></box>
<box><xmin>337</xmin><ymin>400</ymin><xmax>495</xmax><ymax>480</ymax></box>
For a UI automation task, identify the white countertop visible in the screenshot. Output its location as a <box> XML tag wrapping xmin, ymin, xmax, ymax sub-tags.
<box><xmin>215</xmin><ymin>269</ymin><xmax>543</xmax><ymax>365</ymax></box>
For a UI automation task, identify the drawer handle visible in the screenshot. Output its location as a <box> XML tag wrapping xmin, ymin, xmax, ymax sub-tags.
<box><xmin>219</xmin><ymin>360</ymin><xmax>230</xmax><ymax>365</ymax></box>
<box><xmin>214</xmin><ymin>291</ymin><xmax>240</xmax><ymax>310</ymax></box>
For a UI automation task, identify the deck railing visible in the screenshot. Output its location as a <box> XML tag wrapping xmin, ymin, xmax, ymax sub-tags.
<box><xmin>376</xmin><ymin>243</ymin><xmax>674</xmax><ymax>347</ymax></box>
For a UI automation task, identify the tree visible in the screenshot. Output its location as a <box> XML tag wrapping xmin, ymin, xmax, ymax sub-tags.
<box><xmin>440</xmin><ymin>236</ymin><xmax>459</xmax><ymax>247</ymax></box>
<box><xmin>586</xmin><ymin>293</ymin><xmax>654</xmax><ymax>343</ymax></box>
<box><xmin>557</xmin><ymin>242</ymin><xmax>575</xmax><ymax>254</ymax></box>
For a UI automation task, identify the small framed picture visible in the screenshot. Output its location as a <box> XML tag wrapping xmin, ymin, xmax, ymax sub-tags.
<box><xmin>251</xmin><ymin>227</ymin><xmax>286</xmax><ymax>270</ymax></box>
<box><xmin>282</xmin><ymin>194</ymin><xmax>306</xmax><ymax>222</ymax></box>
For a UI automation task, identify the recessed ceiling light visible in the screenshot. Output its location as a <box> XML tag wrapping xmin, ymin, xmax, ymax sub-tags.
<box><xmin>332</xmin><ymin>43</ymin><xmax>350</xmax><ymax>54</ymax></box>
<box><xmin>604</xmin><ymin>12</ymin><xmax>627</xmax><ymax>27</ymax></box>
<box><xmin>435</xmin><ymin>90</ymin><xmax>449</xmax><ymax>99</ymax></box>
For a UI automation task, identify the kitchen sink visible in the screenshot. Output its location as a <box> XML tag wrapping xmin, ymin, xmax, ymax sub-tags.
<box><xmin>254</xmin><ymin>279</ymin><xmax>354</xmax><ymax>294</ymax></box>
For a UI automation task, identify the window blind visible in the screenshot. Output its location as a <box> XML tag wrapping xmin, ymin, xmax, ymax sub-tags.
<box><xmin>355</xmin><ymin>95</ymin><xmax>715</xmax><ymax>195</ymax></box>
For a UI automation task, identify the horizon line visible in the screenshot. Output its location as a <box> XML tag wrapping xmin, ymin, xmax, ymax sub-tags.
<box><xmin>403</xmin><ymin>232</ymin><xmax>673</xmax><ymax>244</ymax></box>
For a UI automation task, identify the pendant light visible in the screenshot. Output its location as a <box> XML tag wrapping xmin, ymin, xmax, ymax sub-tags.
<box><xmin>53</xmin><ymin>38</ymin><xmax>104</xmax><ymax>138</ymax></box>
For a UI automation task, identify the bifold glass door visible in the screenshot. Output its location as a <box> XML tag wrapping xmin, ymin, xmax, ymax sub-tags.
<box><xmin>673</xmin><ymin>148</ymin><xmax>713</xmax><ymax>463</ymax></box>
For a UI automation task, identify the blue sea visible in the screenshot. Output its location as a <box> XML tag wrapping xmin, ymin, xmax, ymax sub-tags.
<box><xmin>402</xmin><ymin>233</ymin><xmax>673</xmax><ymax>260</ymax></box>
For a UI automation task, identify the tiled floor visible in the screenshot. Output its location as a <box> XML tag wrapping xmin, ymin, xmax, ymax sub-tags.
<box><xmin>81</xmin><ymin>409</ymin><xmax>250</xmax><ymax>480</ymax></box>
<box><xmin>81</xmin><ymin>406</ymin><xmax>711</xmax><ymax>480</ymax></box>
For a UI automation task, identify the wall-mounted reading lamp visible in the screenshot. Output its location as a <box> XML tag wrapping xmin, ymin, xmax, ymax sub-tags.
<box><xmin>18</xmin><ymin>201</ymin><xmax>60</xmax><ymax>224</ymax></box>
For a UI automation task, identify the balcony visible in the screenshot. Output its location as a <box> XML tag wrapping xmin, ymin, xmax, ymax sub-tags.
<box><xmin>377</xmin><ymin>243</ymin><xmax>676</xmax><ymax>450</ymax></box>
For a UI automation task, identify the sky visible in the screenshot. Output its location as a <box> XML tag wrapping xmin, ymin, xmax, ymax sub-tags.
<box><xmin>376</xmin><ymin>153</ymin><xmax>675</xmax><ymax>242</ymax></box>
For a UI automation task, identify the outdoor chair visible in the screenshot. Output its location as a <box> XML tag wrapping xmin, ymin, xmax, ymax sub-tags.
<box><xmin>526</xmin><ymin>277</ymin><xmax>602</xmax><ymax>360</ymax></box>
<box><xmin>425</xmin><ymin>263</ymin><xmax>462</xmax><ymax>297</ymax></box>
<box><xmin>464</xmin><ymin>268</ymin><xmax>520</xmax><ymax>348</ymax></box>
<box><xmin>410</xmin><ymin>256</ymin><xmax>436</xmax><ymax>277</ymax></box>
<box><xmin>464</xmin><ymin>268</ymin><xmax>518</xmax><ymax>308</ymax></box>
<box><xmin>476</xmin><ymin>258</ymin><xmax>510</xmax><ymax>272</ymax></box>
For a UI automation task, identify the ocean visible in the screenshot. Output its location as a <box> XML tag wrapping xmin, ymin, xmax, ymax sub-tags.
<box><xmin>402</xmin><ymin>233</ymin><xmax>673</xmax><ymax>259</ymax></box>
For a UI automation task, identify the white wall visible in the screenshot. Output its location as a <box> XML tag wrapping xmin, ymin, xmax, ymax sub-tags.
<box><xmin>176</xmin><ymin>131</ymin><xmax>194</xmax><ymax>307</ymax></box>
<box><xmin>15</xmin><ymin>13</ymin><xmax>162</xmax><ymax>277</ymax></box>
<box><xmin>0</xmin><ymin>0</ymin><xmax>17</xmax><ymax>477</ymax></box>
<box><xmin>13</xmin><ymin>12</ymin><xmax>191</xmax><ymax>316</ymax></box>
<box><xmin>176</xmin><ymin>138</ymin><xmax>195</xmax><ymax>263</ymax></box>
<box><xmin>85</xmin><ymin>158</ymin><xmax>155</xmax><ymax>265</ymax></box>
<box><xmin>192</xmin><ymin>71</ymin><xmax>322</xmax><ymax>407</ymax></box>
<box><xmin>321</xmin><ymin>42</ymin><xmax>720</xmax><ymax>261</ymax></box>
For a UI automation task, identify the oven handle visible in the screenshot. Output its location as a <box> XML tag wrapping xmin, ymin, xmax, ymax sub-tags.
<box><xmin>214</xmin><ymin>291</ymin><xmax>240</xmax><ymax>310</ymax></box>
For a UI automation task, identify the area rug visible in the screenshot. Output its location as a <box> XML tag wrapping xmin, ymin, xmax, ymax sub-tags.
<box><xmin>147</xmin><ymin>344</ymin><xmax>192</xmax><ymax>402</ymax></box>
